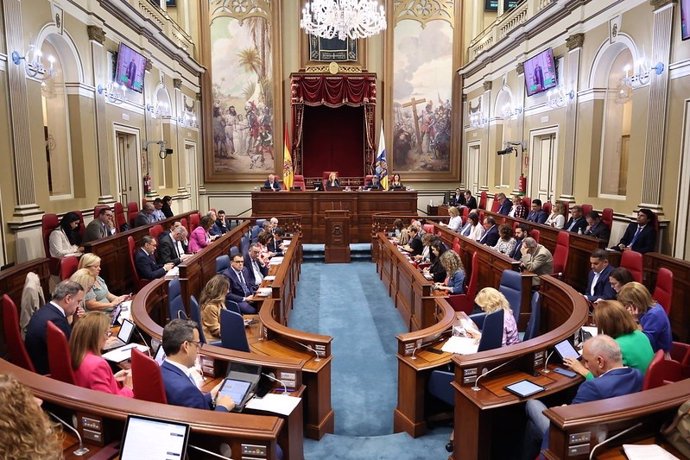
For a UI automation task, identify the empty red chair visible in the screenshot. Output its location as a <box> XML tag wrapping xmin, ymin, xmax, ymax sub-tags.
<box><xmin>59</xmin><ymin>256</ymin><xmax>79</xmax><ymax>280</ymax></box>
<box><xmin>490</xmin><ymin>197</ymin><xmax>500</xmax><ymax>213</ymax></box>
<box><xmin>552</xmin><ymin>231</ymin><xmax>570</xmax><ymax>279</ymax></box>
<box><xmin>364</xmin><ymin>175</ymin><xmax>374</xmax><ymax>186</ymax></box>
<box><xmin>131</xmin><ymin>348</ymin><xmax>167</xmax><ymax>403</ymax></box>
<box><xmin>1</xmin><ymin>295</ymin><xmax>35</xmax><ymax>372</ymax></box>
<box><xmin>148</xmin><ymin>224</ymin><xmax>164</xmax><ymax>240</ymax></box>
<box><xmin>653</xmin><ymin>267</ymin><xmax>673</xmax><ymax>315</ymax></box>
<box><xmin>41</xmin><ymin>213</ymin><xmax>61</xmax><ymax>275</ymax></box>
<box><xmin>522</xmin><ymin>196</ymin><xmax>531</xmax><ymax>208</ymax></box>
<box><xmin>189</xmin><ymin>213</ymin><xmax>200</xmax><ymax>233</ymax></box>
<box><xmin>128</xmin><ymin>236</ymin><xmax>149</xmax><ymax>292</ymax></box>
<box><xmin>113</xmin><ymin>202</ymin><xmax>127</xmax><ymax>233</ymax></box>
<box><xmin>73</xmin><ymin>210</ymin><xmax>86</xmax><ymax>238</ymax></box>
<box><xmin>46</xmin><ymin>321</ymin><xmax>76</xmax><ymax>384</ymax></box>
<box><xmin>452</xmin><ymin>237</ymin><xmax>461</xmax><ymax>254</ymax></box>
<box><xmin>670</xmin><ymin>342</ymin><xmax>690</xmax><ymax>378</ymax></box>
<box><xmin>127</xmin><ymin>201</ymin><xmax>139</xmax><ymax>228</ymax></box>
<box><xmin>643</xmin><ymin>350</ymin><xmax>683</xmax><ymax>390</ymax></box>
<box><xmin>460</xmin><ymin>207</ymin><xmax>469</xmax><ymax>219</ymax></box>
<box><xmin>529</xmin><ymin>229</ymin><xmax>540</xmax><ymax>243</ymax></box>
<box><xmin>292</xmin><ymin>174</ymin><xmax>306</xmax><ymax>191</ymax></box>
<box><xmin>542</xmin><ymin>202</ymin><xmax>552</xmax><ymax>215</ymax></box>
<box><xmin>447</xmin><ymin>252</ymin><xmax>479</xmax><ymax>314</ymax></box>
<box><xmin>423</xmin><ymin>223</ymin><xmax>434</xmax><ymax>234</ymax></box>
<box><xmin>620</xmin><ymin>250</ymin><xmax>643</xmax><ymax>283</ymax></box>
<box><xmin>601</xmin><ymin>208</ymin><xmax>613</xmax><ymax>229</ymax></box>
<box><xmin>561</xmin><ymin>201</ymin><xmax>569</xmax><ymax>217</ymax></box>
<box><xmin>581</xmin><ymin>204</ymin><xmax>593</xmax><ymax>216</ymax></box>
<box><xmin>478</xmin><ymin>191</ymin><xmax>487</xmax><ymax>210</ymax></box>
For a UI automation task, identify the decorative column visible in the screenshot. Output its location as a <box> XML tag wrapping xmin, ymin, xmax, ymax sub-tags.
<box><xmin>88</xmin><ymin>25</ymin><xmax>115</xmax><ymax>205</ymax></box>
<box><xmin>559</xmin><ymin>33</ymin><xmax>584</xmax><ymax>203</ymax></box>
<box><xmin>173</xmin><ymin>78</ymin><xmax>188</xmax><ymax>197</ymax></box>
<box><xmin>513</xmin><ymin>62</ymin><xmax>525</xmax><ymax>196</ymax></box>
<box><xmin>480</xmin><ymin>81</ymin><xmax>492</xmax><ymax>191</ymax></box>
<box><xmin>640</xmin><ymin>0</ymin><xmax>676</xmax><ymax>213</ymax></box>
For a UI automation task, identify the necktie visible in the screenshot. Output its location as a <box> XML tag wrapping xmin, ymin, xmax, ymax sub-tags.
<box><xmin>591</xmin><ymin>271</ymin><xmax>600</xmax><ymax>296</ymax></box>
<box><xmin>568</xmin><ymin>219</ymin><xmax>576</xmax><ymax>231</ymax></box>
<box><xmin>462</xmin><ymin>224</ymin><xmax>471</xmax><ymax>236</ymax></box>
<box><xmin>629</xmin><ymin>226</ymin><xmax>643</xmax><ymax>247</ymax></box>
<box><xmin>238</xmin><ymin>270</ymin><xmax>249</xmax><ymax>295</ymax></box>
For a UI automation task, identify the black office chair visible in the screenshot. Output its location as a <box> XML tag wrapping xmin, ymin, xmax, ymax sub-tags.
<box><xmin>216</xmin><ymin>254</ymin><xmax>230</xmax><ymax>273</ymax></box>
<box><xmin>220</xmin><ymin>309</ymin><xmax>250</xmax><ymax>352</ymax></box>
<box><xmin>521</xmin><ymin>292</ymin><xmax>541</xmax><ymax>341</ymax></box>
<box><xmin>477</xmin><ymin>309</ymin><xmax>504</xmax><ymax>352</ymax></box>
<box><xmin>168</xmin><ymin>278</ymin><xmax>185</xmax><ymax>321</ymax></box>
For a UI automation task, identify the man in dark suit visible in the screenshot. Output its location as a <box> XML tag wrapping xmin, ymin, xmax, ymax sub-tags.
<box><xmin>25</xmin><ymin>280</ymin><xmax>84</xmax><ymax>375</ymax></box>
<box><xmin>135</xmin><ymin>235</ymin><xmax>174</xmax><ymax>280</ymax></box>
<box><xmin>613</xmin><ymin>208</ymin><xmax>657</xmax><ymax>254</ymax></box>
<box><xmin>221</xmin><ymin>253</ymin><xmax>258</xmax><ymax>314</ymax></box>
<box><xmin>584</xmin><ymin>211</ymin><xmax>610</xmax><ymax>242</ymax></box>
<box><xmin>365</xmin><ymin>176</ymin><xmax>382</xmax><ymax>190</ymax></box>
<box><xmin>584</xmin><ymin>249</ymin><xmax>617</xmax><ymax>303</ymax></box>
<box><xmin>84</xmin><ymin>207</ymin><xmax>113</xmax><ymax>243</ymax></box>
<box><xmin>509</xmin><ymin>223</ymin><xmax>530</xmax><ymax>260</ymax></box>
<box><xmin>134</xmin><ymin>202</ymin><xmax>155</xmax><ymax>227</ymax></box>
<box><xmin>244</xmin><ymin>242</ymin><xmax>268</xmax><ymax>286</ymax></box>
<box><xmin>463</xmin><ymin>190</ymin><xmax>477</xmax><ymax>210</ymax></box>
<box><xmin>564</xmin><ymin>205</ymin><xmax>588</xmax><ymax>233</ymax></box>
<box><xmin>158</xmin><ymin>226</ymin><xmax>189</xmax><ymax>265</ymax></box>
<box><xmin>263</xmin><ymin>174</ymin><xmax>281</xmax><ymax>191</ymax></box>
<box><xmin>496</xmin><ymin>193</ymin><xmax>512</xmax><ymax>216</ymax></box>
<box><xmin>160</xmin><ymin>319</ymin><xmax>234</xmax><ymax>412</ymax></box>
<box><xmin>213</xmin><ymin>210</ymin><xmax>229</xmax><ymax>235</ymax></box>
<box><xmin>479</xmin><ymin>216</ymin><xmax>499</xmax><ymax>246</ymax></box>
<box><xmin>403</xmin><ymin>226</ymin><xmax>424</xmax><ymax>257</ymax></box>
<box><xmin>526</xmin><ymin>199</ymin><xmax>548</xmax><ymax>224</ymax></box>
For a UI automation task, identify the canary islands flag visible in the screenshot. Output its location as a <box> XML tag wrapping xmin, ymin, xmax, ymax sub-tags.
<box><xmin>375</xmin><ymin>126</ymin><xmax>388</xmax><ymax>190</ymax></box>
<box><xmin>283</xmin><ymin>125</ymin><xmax>294</xmax><ymax>190</ymax></box>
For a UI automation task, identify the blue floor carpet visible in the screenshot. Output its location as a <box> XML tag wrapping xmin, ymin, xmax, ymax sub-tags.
<box><xmin>289</xmin><ymin>258</ymin><xmax>452</xmax><ymax>459</ymax></box>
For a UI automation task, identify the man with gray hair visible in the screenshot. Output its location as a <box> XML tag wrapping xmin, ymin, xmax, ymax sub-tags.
<box><xmin>134</xmin><ymin>202</ymin><xmax>155</xmax><ymax>227</ymax></box>
<box><xmin>496</xmin><ymin>193</ymin><xmax>512</xmax><ymax>215</ymax></box>
<box><xmin>25</xmin><ymin>280</ymin><xmax>85</xmax><ymax>374</ymax></box>
<box><xmin>522</xmin><ymin>335</ymin><xmax>642</xmax><ymax>459</ymax></box>
<box><xmin>158</xmin><ymin>224</ymin><xmax>190</xmax><ymax>265</ymax></box>
<box><xmin>519</xmin><ymin>236</ymin><xmax>553</xmax><ymax>285</ymax></box>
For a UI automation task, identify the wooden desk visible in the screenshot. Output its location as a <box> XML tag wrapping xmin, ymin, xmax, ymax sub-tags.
<box><xmin>251</xmin><ymin>191</ymin><xmax>418</xmax><ymax>243</ymax></box>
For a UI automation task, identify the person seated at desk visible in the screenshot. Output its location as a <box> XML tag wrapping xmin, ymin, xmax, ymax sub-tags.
<box><xmin>84</xmin><ymin>207</ymin><xmax>114</xmax><ymax>243</ymax></box>
<box><xmin>450</xmin><ymin>187</ymin><xmax>465</xmax><ymax>206</ymax></box>
<box><xmin>222</xmin><ymin>253</ymin><xmax>259</xmax><ymax>314</ymax></box>
<box><xmin>389</xmin><ymin>173</ymin><xmax>405</xmax><ymax>190</ymax></box>
<box><xmin>245</xmin><ymin>242</ymin><xmax>269</xmax><ymax>285</ymax></box>
<box><xmin>618</xmin><ymin>282</ymin><xmax>672</xmax><ymax>354</ymax></box>
<box><xmin>468</xmin><ymin>287</ymin><xmax>520</xmax><ymax>346</ymax></box>
<box><xmin>462</xmin><ymin>190</ymin><xmax>477</xmax><ymax>210</ymax></box>
<box><xmin>78</xmin><ymin>254</ymin><xmax>130</xmax><ymax>312</ymax></box>
<box><xmin>49</xmin><ymin>212</ymin><xmax>84</xmax><ymax>258</ymax></box>
<box><xmin>25</xmin><ymin>280</ymin><xmax>84</xmax><ymax>375</ymax></box>
<box><xmin>526</xmin><ymin>199</ymin><xmax>548</xmax><ymax>224</ymax></box>
<box><xmin>161</xmin><ymin>195</ymin><xmax>174</xmax><ymax>218</ymax></box>
<box><xmin>495</xmin><ymin>193</ymin><xmax>512</xmax><ymax>216</ymax></box>
<box><xmin>478</xmin><ymin>216</ymin><xmax>499</xmax><ymax>246</ymax></box>
<box><xmin>134</xmin><ymin>202</ymin><xmax>155</xmax><ymax>228</ymax></box>
<box><xmin>458</xmin><ymin>212</ymin><xmax>483</xmax><ymax>240</ymax></box>
<box><xmin>509</xmin><ymin>223</ymin><xmax>530</xmax><ymax>260</ymax></box>
<box><xmin>424</xmin><ymin>240</ymin><xmax>448</xmax><ymax>283</ymax></box>
<box><xmin>70</xmin><ymin>312</ymin><xmax>134</xmax><ymax>397</ymax></box>
<box><xmin>189</xmin><ymin>215</ymin><xmax>216</xmax><ymax>253</ymax></box>
<box><xmin>566</xmin><ymin>300</ymin><xmax>654</xmax><ymax>379</ymax></box>
<box><xmin>584</xmin><ymin>210</ymin><xmax>610</xmax><ymax>242</ymax></box>
<box><xmin>392</xmin><ymin>219</ymin><xmax>405</xmax><ymax>240</ymax></box>
<box><xmin>213</xmin><ymin>209</ymin><xmax>229</xmax><ymax>235</ymax></box>
<box><xmin>69</xmin><ymin>268</ymin><xmax>96</xmax><ymax>307</ymax></box>
<box><xmin>152</xmin><ymin>198</ymin><xmax>166</xmax><ymax>222</ymax></box>
<box><xmin>544</xmin><ymin>202</ymin><xmax>565</xmax><ymax>229</ymax></box>
<box><xmin>265</xmin><ymin>227</ymin><xmax>285</xmax><ymax>256</ymax></box>
<box><xmin>608</xmin><ymin>266</ymin><xmax>634</xmax><ymax>295</ymax></box>
<box><xmin>158</xmin><ymin>225</ymin><xmax>190</xmax><ymax>265</ymax></box>
<box><xmin>492</xmin><ymin>224</ymin><xmax>516</xmax><ymax>255</ymax></box>
<box><xmin>200</xmin><ymin>275</ymin><xmax>230</xmax><ymax>342</ymax></box>
<box><xmin>365</xmin><ymin>175</ymin><xmax>383</xmax><ymax>190</ymax></box>
<box><xmin>160</xmin><ymin>319</ymin><xmax>235</xmax><ymax>411</ymax></box>
<box><xmin>433</xmin><ymin>250</ymin><xmax>465</xmax><ymax>295</ymax></box>
<box><xmin>0</xmin><ymin>374</ymin><xmax>63</xmax><ymax>458</ymax></box>
<box><xmin>509</xmin><ymin>196</ymin><xmax>527</xmax><ymax>219</ymax></box>
<box><xmin>263</xmin><ymin>173</ymin><xmax>282</xmax><ymax>191</ymax></box>
<box><xmin>522</xmin><ymin>335</ymin><xmax>643</xmax><ymax>460</ymax></box>
<box><xmin>402</xmin><ymin>225</ymin><xmax>424</xmax><ymax>257</ymax></box>
<box><xmin>520</xmin><ymin>237</ymin><xmax>553</xmax><ymax>285</ymax></box>
<box><xmin>325</xmin><ymin>171</ymin><xmax>340</xmax><ymax>189</ymax></box>
<box><xmin>414</xmin><ymin>234</ymin><xmax>437</xmax><ymax>263</ymax></box>
<box><xmin>564</xmin><ymin>205</ymin><xmax>587</xmax><ymax>233</ymax></box>
<box><xmin>584</xmin><ymin>249</ymin><xmax>616</xmax><ymax>304</ymax></box>
<box><xmin>135</xmin><ymin>236</ymin><xmax>175</xmax><ymax>280</ymax></box>
<box><xmin>611</xmin><ymin>208</ymin><xmax>657</xmax><ymax>254</ymax></box>
<box><xmin>439</xmin><ymin>206</ymin><xmax>462</xmax><ymax>232</ymax></box>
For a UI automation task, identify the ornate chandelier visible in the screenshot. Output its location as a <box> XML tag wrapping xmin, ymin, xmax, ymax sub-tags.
<box><xmin>300</xmin><ymin>0</ymin><xmax>387</xmax><ymax>41</ymax></box>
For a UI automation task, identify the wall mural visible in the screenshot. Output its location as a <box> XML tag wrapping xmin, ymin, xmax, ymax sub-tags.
<box><xmin>209</xmin><ymin>1</ymin><xmax>275</xmax><ymax>176</ymax></box>
<box><xmin>392</xmin><ymin>1</ymin><xmax>455</xmax><ymax>174</ymax></box>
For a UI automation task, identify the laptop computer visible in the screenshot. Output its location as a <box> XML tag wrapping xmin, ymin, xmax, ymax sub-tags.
<box><xmin>103</xmin><ymin>318</ymin><xmax>135</xmax><ymax>351</ymax></box>
<box><xmin>119</xmin><ymin>415</ymin><xmax>190</xmax><ymax>460</ymax></box>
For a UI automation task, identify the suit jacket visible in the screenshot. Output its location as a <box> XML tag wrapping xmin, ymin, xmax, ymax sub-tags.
<box><xmin>75</xmin><ymin>352</ymin><xmax>133</xmax><ymax>397</ymax></box>
<box><xmin>244</xmin><ymin>254</ymin><xmax>268</xmax><ymax>287</ymax></box>
<box><xmin>25</xmin><ymin>303</ymin><xmax>71</xmax><ymax>375</ymax></box>
<box><xmin>135</xmin><ymin>248</ymin><xmax>166</xmax><ymax>280</ymax></box>
<box><xmin>84</xmin><ymin>219</ymin><xmax>108</xmax><ymax>243</ymax></box>
<box><xmin>465</xmin><ymin>196</ymin><xmax>477</xmax><ymax>210</ymax></box>
<box><xmin>497</xmin><ymin>200</ymin><xmax>512</xmax><ymax>216</ymax></box>
<box><xmin>365</xmin><ymin>183</ymin><xmax>382</xmax><ymax>190</ymax></box>
<box><xmin>134</xmin><ymin>212</ymin><xmax>152</xmax><ymax>228</ymax></box>
<box><xmin>618</xmin><ymin>223</ymin><xmax>657</xmax><ymax>254</ymax></box>
<box><xmin>585</xmin><ymin>264</ymin><xmax>616</xmax><ymax>302</ymax></box>
<box><xmin>572</xmin><ymin>367</ymin><xmax>643</xmax><ymax>404</ymax></box>
<box><xmin>222</xmin><ymin>266</ymin><xmax>255</xmax><ymax>304</ymax></box>
<box><xmin>564</xmin><ymin>217</ymin><xmax>588</xmax><ymax>234</ymax></box>
<box><xmin>157</xmin><ymin>232</ymin><xmax>182</xmax><ymax>265</ymax></box>
<box><xmin>479</xmin><ymin>225</ymin><xmax>499</xmax><ymax>247</ymax></box>
<box><xmin>263</xmin><ymin>180</ymin><xmax>281</xmax><ymax>191</ymax></box>
<box><xmin>585</xmin><ymin>221</ymin><xmax>610</xmax><ymax>242</ymax></box>
<box><xmin>409</xmin><ymin>235</ymin><xmax>424</xmax><ymax>256</ymax></box>
<box><xmin>521</xmin><ymin>244</ymin><xmax>554</xmax><ymax>278</ymax></box>
<box><xmin>527</xmin><ymin>210</ymin><xmax>548</xmax><ymax>224</ymax></box>
<box><xmin>509</xmin><ymin>238</ymin><xmax>524</xmax><ymax>261</ymax></box>
<box><xmin>161</xmin><ymin>361</ymin><xmax>228</xmax><ymax>411</ymax></box>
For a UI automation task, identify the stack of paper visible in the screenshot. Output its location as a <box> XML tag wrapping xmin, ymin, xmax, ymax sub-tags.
<box><xmin>165</xmin><ymin>267</ymin><xmax>179</xmax><ymax>279</ymax></box>
<box><xmin>441</xmin><ymin>336</ymin><xmax>479</xmax><ymax>355</ymax></box>
<box><xmin>245</xmin><ymin>393</ymin><xmax>301</xmax><ymax>416</ymax></box>
<box><xmin>103</xmin><ymin>344</ymin><xmax>150</xmax><ymax>363</ymax></box>
<box><xmin>622</xmin><ymin>444</ymin><xmax>680</xmax><ymax>460</ymax></box>
<box><xmin>269</xmin><ymin>257</ymin><xmax>284</xmax><ymax>265</ymax></box>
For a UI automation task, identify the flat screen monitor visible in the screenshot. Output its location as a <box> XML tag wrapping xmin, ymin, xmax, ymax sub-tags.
<box><xmin>682</xmin><ymin>0</ymin><xmax>690</xmax><ymax>40</ymax></box>
<box><xmin>120</xmin><ymin>415</ymin><xmax>190</xmax><ymax>460</ymax></box>
<box><xmin>115</xmin><ymin>43</ymin><xmax>146</xmax><ymax>93</ymax></box>
<box><xmin>524</xmin><ymin>48</ymin><xmax>558</xmax><ymax>97</ymax></box>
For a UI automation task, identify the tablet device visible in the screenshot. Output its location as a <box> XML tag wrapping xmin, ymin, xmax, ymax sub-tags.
<box><xmin>120</xmin><ymin>415</ymin><xmax>190</xmax><ymax>460</ymax></box>
<box><xmin>153</xmin><ymin>344</ymin><xmax>166</xmax><ymax>365</ymax></box>
<box><xmin>110</xmin><ymin>304</ymin><xmax>122</xmax><ymax>326</ymax></box>
<box><xmin>216</xmin><ymin>378</ymin><xmax>253</xmax><ymax>411</ymax></box>
<box><xmin>504</xmin><ymin>380</ymin><xmax>545</xmax><ymax>398</ymax></box>
<box><xmin>554</xmin><ymin>339</ymin><xmax>581</xmax><ymax>361</ymax></box>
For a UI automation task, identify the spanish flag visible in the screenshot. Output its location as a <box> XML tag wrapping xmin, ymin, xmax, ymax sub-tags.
<box><xmin>283</xmin><ymin>124</ymin><xmax>294</xmax><ymax>190</ymax></box>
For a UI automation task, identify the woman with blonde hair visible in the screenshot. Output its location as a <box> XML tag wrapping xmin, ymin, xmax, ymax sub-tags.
<box><xmin>0</xmin><ymin>374</ymin><xmax>63</xmax><ymax>459</ymax></box>
<box><xmin>200</xmin><ymin>274</ymin><xmax>231</xmax><ymax>341</ymax></box>
<box><xmin>471</xmin><ymin>287</ymin><xmax>520</xmax><ymax>346</ymax></box>
<box><xmin>69</xmin><ymin>312</ymin><xmax>133</xmax><ymax>397</ymax></box>
<box><xmin>434</xmin><ymin>250</ymin><xmax>465</xmax><ymax>294</ymax></box>
<box><xmin>544</xmin><ymin>202</ymin><xmax>565</xmax><ymax>229</ymax></box>
<box><xmin>440</xmin><ymin>206</ymin><xmax>463</xmax><ymax>232</ymax></box>
<box><xmin>70</xmin><ymin>268</ymin><xmax>96</xmax><ymax>312</ymax></box>
<box><xmin>617</xmin><ymin>281</ymin><xmax>672</xmax><ymax>353</ymax></box>
<box><xmin>78</xmin><ymin>253</ymin><xmax>130</xmax><ymax>312</ymax></box>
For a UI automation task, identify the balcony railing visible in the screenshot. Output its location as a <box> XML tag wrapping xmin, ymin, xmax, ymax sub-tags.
<box><xmin>124</xmin><ymin>0</ymin><xmax>196</xmax><ymax>58</ymax></box>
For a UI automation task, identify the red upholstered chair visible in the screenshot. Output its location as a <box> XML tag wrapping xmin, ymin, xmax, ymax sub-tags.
<box><xmin>542</xmin><ymin>201</ymin><xmax>552</xmax><ymax>215</ymax></box>
<box><xmin>670</xmin><ymin>342</ymin><xmax>690</xmax><ymax>378</ymax></box>
<box><xmin>73</xmin><ymin>210</ymin><xmax>86</xmax><ymax>238</ymax></box>
<box><xmin>478</xmin><ymin>210</ymin><xmax>485</xmax><ymax>224</ymax></box>
<box><xmin>113</xmin><ymin>202</ymin><xmax>127</xmax><ymax>233</ymax></box>
<box><xmin>552</xmin><ymin>231</ymin><xmax>570</xmax><ymax>279</ymax></box>
<box><xmin>460</xmin><ymin>207</ymin><xmax>469</xmax><ymax>219</ymax></box>
<box><xmin>364</xmin><ymin>175</ymin><xmax>374</xmax><ymax>186</ymax></box>
<box><xmin>423</xmin><ymin>223</ymin><xmax>434</xmax><ymax>234</ymax></box>
<box><xmin>148</xmin><ymin>224</ymin><xmax>164</xmax><ymax>240</ymax></box>
<box><xmin>512</xmin><ymin>221</ymin><xmax>520</xmax><ymax>231</ymax></box>
<box><xmin>581</xmin><ymin>204</ymin><xmax>593</xmax><ymax>216</ymax></box>
<box><xmin>128</xmin><ymin>236</ymin><xmax>149</xmax><ymax>292</ymax></box>
<box><xmin>601</xmin><ymin>208</ymin><xmax>614</xmax><ymax>228</ymax></box>
<box><xmin>46</xmin><ymin>321</ymin><xmax>76</xmax><ymax>384</ymax></box>
<box><xmin>447</xmin><ymin>252</ymin><xmax>478</xmax><ymax>314</ymax></box>
<box><xmin>131</xmin><ymin>348</ymin><xmax>167</xmax><ymax>403</ymax></box>
<box><xmin>653</xmin><ymin>267</ymin><xmax>673</xmax><ymax>315</ymax></box>
<box><xmin>643</xmin><ymin>350</ymin><xmax>683</xmax><ymax>390</ymax></box>
<box><xmin>59</xmin><ymin>256</ymin><xmax>79</xmax><ymax>281</ymax></box>
<box><xmin>530</xmin><ymin>229</ymin><xmax>540</xmax><ymax>243</ymax></box>
<box><xmin>293</xmin><ymin>175</ymin><xmax>306</xmax><ymax>191</ymax></box>
<box><xmin>620</xmin><ymin>250</ymin><xmax>643</xmax><ymax>283</ymax></box>
<box><xmin>93</xmin><ymin>205</ymin><xmax>109</xmax><ymax>220</ymax></box>
<box><xmin>1</xmin><ymin>295</ymin><xmax>35</xmax><ymax>372</ymax></box>
<box><xmin>42</xmin><ymin>213</ymin><xmax>61</xmax><ymax>276</ymax></box>
<box><xmin>522</xmin><ymin>196</ymin><xmax>531</xmax><ymax>208</ymax></box>
<box><xmin>561</xmin><ymin>201</ymin><xmax>569</xmax><ymax>217</ymax></box>
<box><xmin>490</xmin><ymin>197</ymin><xmax>500</xmax><ymax>213</ymax></box>
<box><xmin>452</xmin><ymin>237</ymin><xmax>461</xmax><ymax>255</ymax></box>
<box><xmin>127</xmin><ymin>201</ymin><xmax>139</xmax><ymax>228</ymax></box>
<box><xmin>189</xmin><ymin>213</ymin><xmax>200</xmax><ymax>233</ymax></box>
<box><xmin>478</xmin><ymin>191</ymin><xmax>487</xmax><ymax>210</ymax></box>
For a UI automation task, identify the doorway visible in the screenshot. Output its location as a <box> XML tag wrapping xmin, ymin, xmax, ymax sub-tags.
<box><xmin>114</xmin><ymin>127</ymin><xmax>141</xmax><ymax>205</ymax></box>
<box><xmin>529</xmin><ymin>130</ymin><xmax>558</xmax><ymax>203</ymax></box>
<box><xmin>467</xmin><ymin>142</ymin><xmax>481</xmax><ymax>194</ymax></box>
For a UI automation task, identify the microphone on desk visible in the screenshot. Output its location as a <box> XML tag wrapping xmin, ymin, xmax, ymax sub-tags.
<box><xmin>48</xmin><ymin>411</ymin><xmax>90</xmax><ymax>456</ymax></box>
<box><xmin>471</xmin><ymin>357</ymin><xmax>518</xmax><ymax>392</ymax></box>
<box><xmin>542</xmin><ymin>350</ymin><xmax>555</xmax><ymax>374</ymax></box>
<box><xmin>289</xmin><ymin>339</ymin><xmax>322</xmax><ymax>362</ymax></box>
<box><xmin>588</xmin><ymin>422</ymin><xmax>642</xmax><ymax>460</ymax></box>
<box><xmin>188</xmin><ymin>444</ymin><xmax>232</xmax><ymax>460</ymax></box>
<box><xmin>261</xmin><ymin>372</ymin><xmax>288</xmax><ymax>394</ymax></box>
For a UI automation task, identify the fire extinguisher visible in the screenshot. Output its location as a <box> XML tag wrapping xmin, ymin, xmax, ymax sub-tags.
<box><xmin>143</xmin><ymin>174</ymin><xmax>152</xmax><ymax>194</ymax></box>
<box><xmin>518</xmin><ymin>174</ymin><xmax>527</xmax><ymax>194</ymax></box>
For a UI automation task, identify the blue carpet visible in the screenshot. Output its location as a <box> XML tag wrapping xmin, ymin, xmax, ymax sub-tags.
<box><xmin>289</xmin><ymin>259</ymin><xmax>452</xmax><ymax>459</ymax></box>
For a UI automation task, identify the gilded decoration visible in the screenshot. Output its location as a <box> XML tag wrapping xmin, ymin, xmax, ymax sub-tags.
<box><xmin>393</xmin><ymin>0</ymin><xmax>455</xmax><ymax>27</ymax></box>
<box><xmin>209</xmin><ymin>0</ymin><xmax>270</xmax><ymax>21</ymax></box>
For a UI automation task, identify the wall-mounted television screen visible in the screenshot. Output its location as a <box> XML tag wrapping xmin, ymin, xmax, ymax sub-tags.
<box><xmin>682</xmin><ymin>0</ymin><xmax>690</xmax><ymax>40</ymax></box>
<box><xmin>485</xmin><ymin>0</ymin><xmax>519</xmax><ymax>12</ymax></box>
<box><xmin>115</xmin><ymin>43</ymin><xmax>146</xmax><ymax>93</ymax></box>
<box><xmin>524</xmin><ymin>48</ymin><xmax>558</xmax><ymax>97</ymax></box>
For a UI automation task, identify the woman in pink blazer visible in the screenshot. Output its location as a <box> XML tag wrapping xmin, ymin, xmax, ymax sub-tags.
<box><xmin>69</xmin><ymin>312</ymin><xmax>133</xmax><ymax>397</ymax></box>
<box><xmin>189</xmin><ymin>215</ymin><xmax>214</xmax><ymax>253</ymax></box>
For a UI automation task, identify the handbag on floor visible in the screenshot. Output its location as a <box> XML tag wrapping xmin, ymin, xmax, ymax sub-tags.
<box><xmin>661</xmin><ymin>399</ymin><xmax>690</xmax><ymax>458</ymax></box>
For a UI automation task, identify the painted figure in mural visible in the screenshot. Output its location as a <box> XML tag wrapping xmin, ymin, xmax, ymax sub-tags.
<box><xmin>223</xmin><ymin>106</ymin><xmax>238</xmax><ymax>157</ymax></box>
<box><xmin>245</xmin><ymin>102</ymin><xmax>260</xmax><ymax>157</ymax></box>
<box><xmin>393</xmin><ymin>129</ymin><xmax>413</xmax><ymax>169</ymax></box>
<box><xmin>213</xmin><ymin>106</ymin><xmax>228</xmax><ymax>159</ymax></box>
<box><xmin>420</xmin><ymin>102</ymin><xmax>436</xmax><ymax>155</ymax></box>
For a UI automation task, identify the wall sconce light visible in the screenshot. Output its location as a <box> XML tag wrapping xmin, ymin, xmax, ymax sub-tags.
<box><xmin>11</xmin><ymin>45</ymin><xmax>55</xmax><ymax>81</ymax></box>
<box><xmin>143</xmin><ymin>140</ymin><xmax>174</xmax><ymax>159</ymax></box>
<box><xmin>547</xmin><ymin>87</ymin><xmax>575</xmax><ymax>108</ymax></box>
<box><xmin>622</xmin><ymin>61</ymin><xmax>665</xmax><ymax>88</ymax></box>
<box><xmin>147</xmin><ymin>101</ymin><xmax>170</xmax><ymax>118</ymax></box>
<box><xmin>97</xmin><ymin>82</ymin><xmax>126</xmax><ymax>104</ymax></box>
<box><xmin>501</xmin><ymin>103</ymin><xmax>523</xmax><ymax>119</ymax></box>
<box><xmin>469</xmin><ymin>112</ymin><xmax>489</xmax><ymax>128</ymax></box>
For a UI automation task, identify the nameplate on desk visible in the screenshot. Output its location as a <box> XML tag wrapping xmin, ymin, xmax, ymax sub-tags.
<box><xmin>269</xmin><ymin>257</ymin><xmax>284</xmax><ymax>265</ymax></box>
<box><xmin>314</xmin><ymin>344</ymin><xmax>327</xmax><ymax>357</ymax></box>
<box><xmin>256</xmin><ymin>287</ymin><xmax>272</xmax><ymax>297</ymax></box>
<box><xmin>463</xmin><ymin>368</ymin><xmax>478</xmax><ymax>385</ymax></box>
<box><xmin>264</xmin><ymin>275</ymin><xmax>276</xmax><ymax>281</ymax></box>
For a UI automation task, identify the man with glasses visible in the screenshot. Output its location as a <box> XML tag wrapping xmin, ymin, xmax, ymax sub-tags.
<box><xmin>84</xmin><ymin>207</ymin><xmax>114</xmax><ymax>243</ymax></box>
<box><xmin>526</xmin><ymin>199</ymin><xmax>548</xmax><ymax>224</ymax></box>
<box><xmin>135</xmin><ymin>235</ymin><xmax>174</xmax><ymax>280</ymax></box>
<box><xmin>160</xmin><ymin>319</ymin><xmax>235</xmax><ymax>411</ymax></box>
<box><xmin>221</xmin><ymin>254</ymin><xmax>258</xmax><ymax>314</ymax></box>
